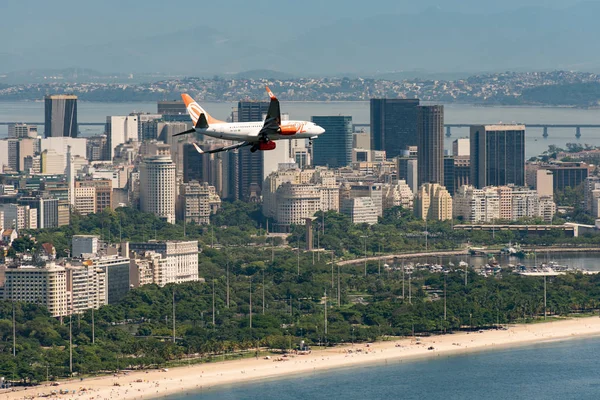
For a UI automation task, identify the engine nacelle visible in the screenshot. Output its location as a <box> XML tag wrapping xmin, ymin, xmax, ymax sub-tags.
<box><xmin>259</xmin><ymin>141</ymin><xmax>277</xmax><ymax>151</ymax></box>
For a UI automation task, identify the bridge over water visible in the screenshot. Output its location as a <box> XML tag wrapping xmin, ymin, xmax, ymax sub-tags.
<box><xmin>353</xmin><ymin>123</ymin><xmax>600</xmax><ymax>138</ymax></box>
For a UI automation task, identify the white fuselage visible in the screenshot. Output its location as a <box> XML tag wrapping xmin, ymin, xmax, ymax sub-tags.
<box><xmin>198</xmin><ymin>120</ymin><xmax>324</xmax><ymax>142</ymax></box>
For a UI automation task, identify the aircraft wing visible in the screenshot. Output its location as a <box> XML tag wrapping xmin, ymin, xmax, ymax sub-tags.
<box><xmin>191</xmin><ymin>141</ymin><xmax>251</xmax><ymax>155</ymax></box>
<box><xmin>258</xmin><ymin>86</ymin><xmax>281</xmax><ymax>137</ymax></box>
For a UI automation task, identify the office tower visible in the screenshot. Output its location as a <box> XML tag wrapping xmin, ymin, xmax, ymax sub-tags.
<box><xmin>238</xmin><ymin>101</ymin><xmax>269</xmax><ymax>122</ymax></box>
<box><xmin>133</xmin><ymin>113</ymin><xmax>162</xmax><ymax>141</ymax></box>
<box><xmin>7</xmin><ymin>138</ymin><xmax>36</xmax><ymax>172</ymax></box>
<box><xmin>370</xmin><ymin>98</ymin><xmax>420</xmax><ymax>158</ymax></box>
<box><xmin>18</xmin><ymin>196</ymin><xmax>59</xmax><ymax>228</ymax></box>
<box><xmin>139</xmin><ymin>155</ymin><xmax>176</xmax><ymax>224</ymax></box>
<box><xmin>44</xmin><ymin>94</ymin><xmax>78</xmax><ymax>138</ymax></box>
<box><xmin>311</xmin><ymin>116</ymin><xmax>353</xmax><ymax>168</ymax></box>
<box><xmin>443</xmin><ymin>157</ymin><xmax>455</xmax><ymax>195</ymax></box>
<box><xmin>236</xmin><ymin>101</ymin><xmax>269</xmax><ymax>200</ymax></box>
<box><xmin>452</xmin><ymin>138</ymin><xmax>470</xmax><ymax>157</ymax></box>
<box><xmin>470</xmin><ymin>125</ymin><xmax>525</xmax><ymax>188</ymax></box>
<box><xmin>158</xmin><ymin>100</ymin><xmax>187</xmax><ymax>115</ymax></box>
<box><xmin>544</xmin><ymin>162</ymin><xmax>589</xmax><ymax>190</ymax></box>
<box><xmin>536</xmin><ymin>170</ymin><xmax>554</xmax><ymax>197</ymax></box>
<box><xmin>73</xmin><ymin>186</ymin><xmax>96</xmax><ymax>215</ymax></box>
<box><xmin>87</xmin><ymin>135</ymin><xmax>108</xmax><ymax>161</ymax></box>
<box><xmin>87</xmin><ymin>255</ymin><xmax>131</xmax><ymax>304</ymax></box>
<box><xmin>106</xmin><ymin>116</ymin><xmax>139</xmax><ymax>160</ymax></box>
<box><xmin>0</xmin><ymin>204</ymin><xmax>37</xmax><ymax>230</ymax></box>
<box><xmin>129</xmin><ymin>240</ymin><xmax>199</xmax><ymax>284</ymax></box>
<box><xmin>183</xmin><ymin>143</ymin><xmax>203</xmax><ymax>183</ymax></box>
<box><xmin>8</xmin><ymin>123</ymin><xmax>37</xmax><ymax>139</ymax></box>
<box><xmin>158</xmin><ymin>121</ymin><xmax>193</xmax><ymax>179</ymax></box>
<box><xmin>353</xmin><ymin>131</ymin><xmax>370</xmax><ymax>150</ymax></box>
<box><xmin>415</xmin><ymin>183</ymin><xmax>453</xmax><ymax>221</ymax></box>
<box><xmin>406</xmin><ymin>159</ymin><xmax>418</xmax><ymax>194</ymax></box>
<box><xmin>417</xmin><ymin>105</ymin><xmax>444</xmax><ymax>187</ymax></box>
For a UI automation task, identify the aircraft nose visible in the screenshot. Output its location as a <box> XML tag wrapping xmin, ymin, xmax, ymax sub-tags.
<box><xmin>316</xmin><ymin>125</ymin><xmax>325</xmax><ymax>135</ymax></box>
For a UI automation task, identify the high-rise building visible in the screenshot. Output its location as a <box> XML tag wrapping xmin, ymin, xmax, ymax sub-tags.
<box><xmin>158</xmin><ymin>101</ymin><xmax>186</xmax><ymax>115</ymax></box>
<box><xmin>0</xmin><ymin>204</ymin><xmax>37</xmax><ymax>230</ymax></box>
<box><xmin>86</xmin><ymin>255</ymin><xmax>130</xmax><ymax>304</ymax></box>
<box><xmin>139</xmin><ymin>156</ymin><xmax>176</xmax><ymax>224</ymax></box>
<box><xmin>238</xmin><ymin>101</ymin><xmax>269</xmax><ymax>122</ymax></box>
<box><xmin>536</xmin><ymin>170</ymin><xmax>554</xmax><ymax>197</ymax></box>
<box><xmin>453</xmin><ymin>185</ymin><xmax>500</xmax><ymax>223</ymax></box>
<box><xmin>452</xmin><ymin>138</ymin><xmax>470</xmax><ymax>157</ymax></box>
<box><xmin>177</xmin><ymin>181</ymin><xmax>220</xmax><ymax>225</ymax></box>
<box><xmin>65</xmin><ymin>263</ymin><xmax>106</xmax><ymax>314</ymax></box>
<box><xmin>75</xmin><ymin>180</ymin><xmax>113</xmax><ymax>213</ymax></box>
<box><xmin>73</xmin><ymin>186</ymin><xmax>96</xmax><ymax>215</ymax></box>
<box><xmin>3</xmin><ymin>263</ymin><xmax>69</xmax><ymax>317</ymax></box>
<box><xmin>415</xmin><ymin>183</ymin><xmax>453</xmax><ymax>221</ymax></box>
<box><xmin>544</xmin><ymin>162</ymin><xmax>589</xmax><ymax>190</ymax></box>
<box><xmin>417</xmin><ymin>105</ymin><xmax>444</xmax><ymax>187</ymax></box>
<box><xmin>8</xmin><ymin>123</ymin><xmax>37</xmax><ymax>139</ymax></box>
<box><xmin>470</xmin><ymin>125</ymin><xmax>525</xmax><ymax>188</ymax></box>
<box><xmin>312</xmin><ymin>116</ymin><xmax>353</xmax><ymax>168</ymax></box>
<box><xmin>44</xmin><ymin>94</ymin><xmax>78</xmax><ymax>138</ymax></box>
<box><xmin>18</xmin><ymin>196</ymin><xmax>59</xmax><ymax>229</ymax></box>
<box><xmin>382</xmin><ymin>180</ymin><xmax>414</xmax><ymax>210</ymax></box>
<box><xmin>106</xmin><ymin>116</ymin><xmax>138</xmax><ymax>160</ymax></box>
<box><xmin>370</xmin><ymin>98</ymin><xmax>420</xmax><ymax>159</ymax></box>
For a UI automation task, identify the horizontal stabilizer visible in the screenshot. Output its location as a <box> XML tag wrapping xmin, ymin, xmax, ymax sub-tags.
<box><xmin>173</xmin><ymin>128</ymin><xmax>196</xmax><ymax>137</ymax></box>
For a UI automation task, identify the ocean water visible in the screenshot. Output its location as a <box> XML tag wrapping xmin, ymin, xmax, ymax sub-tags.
<box><xmin>168</xmin><ymin>336</ymin><xmax>600</xmax><ymax>400</ymax></box>
<box><xmin>2</xmin><ymin>101</ymin><xmax>600</xmax><ymax>158</ymax></box>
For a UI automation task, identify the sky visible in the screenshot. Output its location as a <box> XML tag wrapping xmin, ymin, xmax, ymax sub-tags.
<box><xmin>0</xmin><ymin>0</ymin><xmax>598</xmax><ymax>76</ymax></box>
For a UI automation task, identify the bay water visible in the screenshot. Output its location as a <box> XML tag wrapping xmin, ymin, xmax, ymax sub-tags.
<box><xmin>2</xmin><ymin>101</ymin><xmax>600</xmax><ymax>158</ymax></box>
<box><xmin>166</xmin><ymin>335</ymin><xmax>600</xmax><ymax>400</ymax></box>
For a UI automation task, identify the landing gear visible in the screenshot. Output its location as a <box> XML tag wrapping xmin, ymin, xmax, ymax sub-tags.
<box><xmin>250</xmin><ymin>145</ymin><xmax>259</xmax><ymax>153</ymax></box>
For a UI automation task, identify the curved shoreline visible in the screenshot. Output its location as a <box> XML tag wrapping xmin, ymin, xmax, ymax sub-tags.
<box><xmin>336</xmin><ymin>247</ymin><xmax>600</xmax><ymax>266</ymax></box>
<box><xmin>5</xmin><ymin>316</ymin><xmax>600</xmax><ymax>400</ymax></box>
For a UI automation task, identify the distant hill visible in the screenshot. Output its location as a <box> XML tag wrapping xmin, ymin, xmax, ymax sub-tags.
<box><xmin>228</xmin><ymin>70</ymin><xmax>296</xmax><ymax>80</ymax></box>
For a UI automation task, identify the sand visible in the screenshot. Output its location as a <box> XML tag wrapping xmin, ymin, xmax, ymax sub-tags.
<box><xmin>4</xmin><ymin>316</ymin><xmax>600</xmax><ymax>400</ymax></box>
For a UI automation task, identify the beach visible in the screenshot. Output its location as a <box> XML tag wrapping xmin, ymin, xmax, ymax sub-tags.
<box><xmin>4</xmin><ymin>316</ymin><xmax>600</xmax><ymax>400</ymax></box>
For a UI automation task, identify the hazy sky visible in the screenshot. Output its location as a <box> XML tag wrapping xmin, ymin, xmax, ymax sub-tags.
<box><xmin>0</xmin><ymin>0</ymin><xmax>587</xmax><ymax>52</ymax></box>
<box><xmin>1</xmin><ymin>0</ymin><xmax>598</xmax><ymax>75</ymax></box>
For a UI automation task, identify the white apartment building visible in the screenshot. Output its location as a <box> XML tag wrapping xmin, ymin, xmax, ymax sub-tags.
<box><xmin>129</xmin><ymin>240</ymin><xmax>199</xmax><ymax>285</ymax></box>
<box><xmin>348</xmin><ymin>183</ymin><xmax>383</xmax><ymax>217</ymax></box>
<box><xmin>140</xmin><ymin>156</ymin><xmax>176</xmax><ymax>224</ymax></box>
<box><xmin>511</xmin><ymin>187</ymin><xmax>541</xmax><ymax>220</ymax></box>
<box><xmin>382</xmin><ymin>180</ymin><xmax>414</xmax><ymax>211</ymax></box>
<box><xmin>453</xmin><ymin>186</ymin><xmax>500</xmax><ymax>223</ymax></box>
<box><xmin>72</xmin><ymin>235</ymin><xmax>100</xmax><ymax>258</ymax></box>
<box><xmin>275</xmin><ymin>183</ymin><xmax>321</xmax><ymax>225</ymax></box>
<box><xmin>341</xmin><ymin>197</ymin><xmax>378</xmax><ymax>225</ymax></box>
<box><xmin>263</xmin><ymin>167</ymin><xmax>339</xmax><ymax>225</ymax></box>
<box><xmin>3</xmin><ymin>263</ymin><xmax>68</xmax><ymax>318</ymax></box>
<box><xmin>66</xmin><ymin>263</ymin><xmax>107</xmax><ymax>314</ymax></box>
<box><xmin>454</xmin><ymin>185</ymin><xmax>556</xmax><ymax>223</ymax></box>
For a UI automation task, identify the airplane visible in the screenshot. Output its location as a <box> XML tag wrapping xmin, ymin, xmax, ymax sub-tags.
<box><xmin>174</xmin><ymin>86</ymin><xmax>325</xmax><ymax>154</ymax></box>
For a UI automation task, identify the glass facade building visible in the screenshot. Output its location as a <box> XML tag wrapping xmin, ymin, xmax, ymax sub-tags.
<box><xmin>311</xmin><ymin>116</ymin><xmax>353</xmax><ymax>168</ymax></box>
<box><xmin>370</xmin><ymin>98</ymin><xmax>420</xmax><ymax>159</ymax></box>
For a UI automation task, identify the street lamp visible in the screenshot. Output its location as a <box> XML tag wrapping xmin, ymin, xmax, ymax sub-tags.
<box><xmin>360</xmin><ymin>235</ymin><xmax>368</xmax><ymax>277</ymax></box>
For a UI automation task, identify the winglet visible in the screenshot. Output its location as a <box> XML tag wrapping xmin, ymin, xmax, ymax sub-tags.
<box><xmin>266</xmin><ymin>86</ymin><xmax>277</xmax><ymax>100</ymax></box>
<box><xmin>192</xmin><ymin>143</ymin><xmax>204</xmax><ymax>154</ymax></box>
